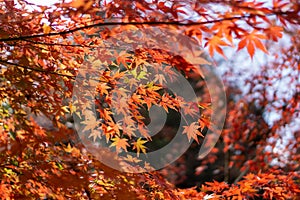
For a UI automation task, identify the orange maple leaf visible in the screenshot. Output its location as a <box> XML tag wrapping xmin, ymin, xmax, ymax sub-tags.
<box><xmin>110</xmin><ymin>137</ymin><xmax>129</xmax><ymax>153</ymax></box>
<box><xmin>205</xmin><ymin>35</ymin><xmax>230</xmax><ymax>58</ymax></box>
<box><xmin>265</xmin><ymin>26</ymin><xmax>283</xmax><ymax>42</ymax></box>
<box><xmin>183</xmin><ymin>122</ymin><xmax>203</xmax><ymax>143</ymax></box>
<box><xmin>237</xmin><ymin>30</ymin><xmax>268</xmax><ymax>59</ymax></box>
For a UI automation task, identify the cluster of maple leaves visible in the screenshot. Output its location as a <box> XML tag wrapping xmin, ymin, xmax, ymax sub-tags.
<box><xmin>0</xmin><ymin>0</ymin><xmax>300</xmax><ymax>199</ymax></box>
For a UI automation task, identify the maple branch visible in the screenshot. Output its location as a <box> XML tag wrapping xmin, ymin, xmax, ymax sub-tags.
<box><xmin>0</xmin><ymin>59</ymin><xmax>105</xmax><ymax>82</ymax></box>
<box><xmin>0</xmin><ymin>59</ymin><xmax>75</xmax><ymax>79</ymax></box>
<box><xmin>23</xmin><ymin>39</ymin><xmax>89</xmax><ymax>48</ymax></box>
<box><xmin>0</xmin><ymin>13</ymin><xmax>281</xmax><ymax>42</ymax></box>
<box><xmin>23</xmin><ymin>39</ymin><xmax>119</xmax><ymax>50</ymax></box>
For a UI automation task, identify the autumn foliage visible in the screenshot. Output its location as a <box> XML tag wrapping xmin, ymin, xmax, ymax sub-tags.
<box><xmin>0</xmin><ymin>0</ymin><xmax>300</xmax><ymax>199</ymax></box>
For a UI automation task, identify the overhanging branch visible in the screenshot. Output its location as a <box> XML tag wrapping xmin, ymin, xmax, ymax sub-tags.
<box><xmin>0</xmin><ymin>59</ymin><xmax>75</xmax><ymax>79</ymax></box>
<box><xmin>0</xmin><ymin>14</ymin><xmax>276</xmax><ymax>42</ymax></box>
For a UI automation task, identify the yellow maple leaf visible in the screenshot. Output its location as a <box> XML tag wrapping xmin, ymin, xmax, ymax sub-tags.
<box><xmin>132</xmin><ymin>138</ymin><xmax>147</xmax><ymax>157</ymax></box>
<box><xmin>42</xmin><ymin>23</ymin><xmax>51</xmax><ymax>34</ymax></box>
<box><xmin>64</xmin><ymin>143</ymin><xmax>73</xmax><ymax>153</ymax></box>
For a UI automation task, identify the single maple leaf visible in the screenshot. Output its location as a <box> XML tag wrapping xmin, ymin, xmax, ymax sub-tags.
<box><xmin>237</xmin><ymin>30</ymin><xmax>268</xmax><ymax>59</ymax></box>
<box><xmin>64</xmin><ymin>143</ymin><xmax>73</xmax><ymax>153</ymax></box>
<box><xmin>265</xmin><ymin>26</ymin><xmax>283</xmax><ymax>42</ymax></box>
<box><xmin>42</xmin><ymin>23</ymin><xmax>51</xmax><ymax>34</ymax></box>
<box><xmin>110</xmin><ymin>137</ymin><xmax>129</xmax><ymax>153</ymax></box>
<box><xmin>154</xmin><ymin>74</ymin><xmax>167</xmax><ymax>85</ymax></box>
<box><xmin>88</xmin><ymin>129</ymin><xmax>102</xmax><ymax>142</ymax></box>
<box><xmin>96</xmin><ymin>83</ymin><xmax>110</xmax><ymax>95</ymax></box>
<box><xmin>204</xmin><ymin>35</ymin><xmax>230</xmax><ymax>58</ymax></box>
<box><xmin>183</xmin><ymin>122</ymin><xmax>203</xmax><ymax>143</ymax></box>
<box><xmin>115</xmin><ymin>51</ymin><xmax>132</xmax><ymax>68</ymax></box>
<box><xmin>81</xmin><ymin>111</ymin><xmax>98</xmax><ymax>133</ymax></box>
<box><xmin>132</xmin><ymin>138</ymin><xmax>148</xmax><ymax>157</ymax></box>
<box><xmin>182</xmin><ymin>102</ymin><xmax>199</xmax><ymax>117</ymax></box>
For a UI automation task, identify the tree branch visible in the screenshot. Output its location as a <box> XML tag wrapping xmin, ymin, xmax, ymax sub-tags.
<box><xmin>0</xmin><ymin>60</ymin><xmax>75</xmax><ymax>79</ymax></box>
<box><xmin>23</xmin><ymin>39</ymin><xmax>115</xmax><ymax>50</ymax></box>
<box><xmin>0</xmin><ymin>14</ymin><xmax>276</xmax><ymax>42</ymax></box>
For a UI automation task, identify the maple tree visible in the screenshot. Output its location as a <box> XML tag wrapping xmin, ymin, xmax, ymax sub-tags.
<box><xmin>0</xmin><ymin>0</ymin><xmax>300</xmax><ymax>199</ymax></box>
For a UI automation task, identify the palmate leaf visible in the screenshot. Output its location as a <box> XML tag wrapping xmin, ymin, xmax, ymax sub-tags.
<box><xmin>237</xmin><ymin>30</ymin><xmax>268</xmax><ymax>59</ymax></box>
<box><xmin>109</xmin><ymin>136</ymin><xmax>130</xmax><ymax>153</ymax></box>
<box><xmin>182</xmin><ymin>122</ymin><xmax>203</xmax><ymax>143</ymax></box>
<box><xmin>42</xmin><ymin>23</ymin><xmax>51</xmax><ymax>34</ymax></box>
<box><xmin>1</xmin><ymin>0</ymin><xmax>299</xmax><ymax>198</ymax></box>
<box><xmin>204</xmin><ymin>35</ymin><xmax>230</xmax><ymax>58</ymax></box>
<box><xmin>132</xmin><ymin>138</ymin><xmax>148</xmax><ymax>157</ymax></box>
